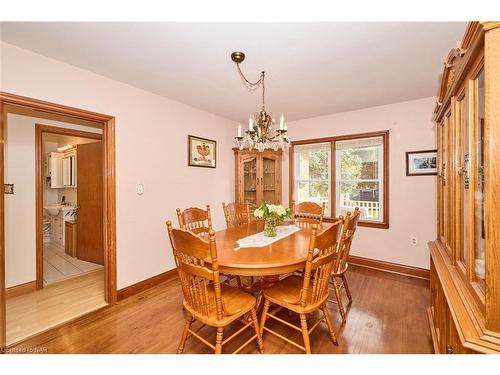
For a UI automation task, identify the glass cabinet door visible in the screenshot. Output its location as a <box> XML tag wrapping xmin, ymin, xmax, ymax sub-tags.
<box><xmin>438</xmin><ymin>111</ymin><xmax>452</xmax><ymax>255</ymax></box>
<box><xmin>456</xmin><ymin>92</ymin><xmax>471</xmax><ymax>269</ymax></box>
<box><xmin>262</xmin><ymin>156</ymin><xmax>278</xmax><ymax>204</ymax></box>
<box><xmin>242</xmin><ymin>156</ymin><xmax>258</xmax><ymax>210</ymax></box>
<box><xmin>473</xmin><ymin>68</ymin><xmax>486</xmax><ymax>290</ymax></box>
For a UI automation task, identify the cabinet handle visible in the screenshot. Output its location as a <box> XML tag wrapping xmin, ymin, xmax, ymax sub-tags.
<box><xmin>446</xmin><ymin>345</ymin><xmax>453</xmax><ymax>354</ymax></box>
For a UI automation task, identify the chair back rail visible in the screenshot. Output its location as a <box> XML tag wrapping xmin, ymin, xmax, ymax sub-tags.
<box><xmin>293</xmin><ymin>201</ymin><xmax>325</xmax><ymax>226</ymax></box>
<box><xmin>166</xmin><ymin>221</ymin><xmax>223</xmax><ymax>320</ymax></box>
<box><xmin>333</xmin><ymin>207</ymin><xmax>361</xmax><ymax>274</ymax></box>
<box><xmin>176</xmin><ymin>205</ymin><xmax>213</xmax><ymax>235</ymax></box>
<box><xmin>300</xmin><ymin>222</ymin><xmax>341</xmax><ymax>307</ymax></box>
<box><xmin>222</xmin><ymin>202</ymin><xmax>251</xmax><ymax>228</ymax></box>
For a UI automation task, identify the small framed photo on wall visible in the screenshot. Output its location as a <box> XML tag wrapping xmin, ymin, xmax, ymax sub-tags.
<box><xmin>188</xmin><ymin>135</ymin><xmax>217</xmax><ymax>168</ymax></box>
<box><xmin>406</xmin><ymin>150</ymin><xmax>437</xmax><ymax>176</ymax></box>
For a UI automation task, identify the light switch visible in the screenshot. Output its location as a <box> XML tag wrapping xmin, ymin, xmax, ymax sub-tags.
<box><xmin>137</xmin><ymin>184</ymin><xmax>144</xmax><ymax>196</ymax></box>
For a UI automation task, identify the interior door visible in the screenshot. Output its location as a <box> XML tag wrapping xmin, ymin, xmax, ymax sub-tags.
<box><xmin>76</xmin><ymin>141</ymin><xmax>104</xmax><ymax>265</ymax></box>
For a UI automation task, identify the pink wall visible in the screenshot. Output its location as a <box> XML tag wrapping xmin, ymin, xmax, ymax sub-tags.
<box><xmin>283</xmin><ymin>97</ymin><xmax>437</xmax><ymax>269</ymax></box>
<box><xmin>1</xmin><ymin>40</ymin><xmax>436</xmax><ymax>282</ymax></box>
<box><xmin>1</xmin><ymin>42</ymin><xmax>236</xmax><ymax>289</ymax></box>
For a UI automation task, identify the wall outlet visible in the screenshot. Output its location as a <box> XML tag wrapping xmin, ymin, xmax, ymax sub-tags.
<box><xmin>410</xmin><ymin>236</ymin><xmax>418</xmax><ymax>246</ymax></box>
<box><xmin>137</xmin><ymin>184</ymin><xmax>144</xmax><ymax>196</ymax></box>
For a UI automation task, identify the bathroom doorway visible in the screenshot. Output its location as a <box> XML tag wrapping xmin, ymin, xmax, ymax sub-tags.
<box><xmin>0</xmin><ymin>92</ymin><xmax>116</xmax><ymax>348</ymax></box>
<box><xmin>37</xmin><ymin>125</ymin><xmax>104</xmax><ymax>287</ymax></box>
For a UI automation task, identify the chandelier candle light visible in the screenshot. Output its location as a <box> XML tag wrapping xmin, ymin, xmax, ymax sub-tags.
<box><xmin>231</xmin><ymin>51</ymin><xmax>290</xmax><ymax>152</ymax></box>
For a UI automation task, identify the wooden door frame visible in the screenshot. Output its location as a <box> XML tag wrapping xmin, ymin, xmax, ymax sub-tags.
<box><xmin>35</xmin><ymin>124</ymin><xmax>103</xmax><ymax>290</ymax></box>
<box><xmin>0</xmin><ymin>92</ymin><xmax>117</xmax><ymax>349</ymax></box>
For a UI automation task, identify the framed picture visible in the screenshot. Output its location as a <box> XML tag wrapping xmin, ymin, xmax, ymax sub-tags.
<box><xmin>406</xmin><ymin>149</ymin><xmax>437</xmax><ymax>176</ymax></box>
<box><xmin>188</xmin><ymin>135</ymin><xmax>217</xmax><ymax>168</ymax></box>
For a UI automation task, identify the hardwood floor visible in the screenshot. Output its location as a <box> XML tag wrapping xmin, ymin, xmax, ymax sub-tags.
<box><xmin>9</xmin><ymin>265</ymin><xmax>433</xmax><ymax>353</ymax></box>
<box><xmin>6</xmin><ymin>269</ymin><xmax>106</xmax><ymax>345</ymax></box>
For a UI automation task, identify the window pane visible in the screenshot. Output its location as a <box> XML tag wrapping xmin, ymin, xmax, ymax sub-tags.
<box><xmin>336</xmin><ymin>137</ymin><xmax>384</xmax><ymax>222</ymax></box>
<box><xmin>338</xmin><ymin>181</ymin><xmax>381</xmax><ymax>221</ymax></box>
<box><xmin>294</xmin><ymin>143</ymin><xmax>331</xmax><ymax>216</ymax></box>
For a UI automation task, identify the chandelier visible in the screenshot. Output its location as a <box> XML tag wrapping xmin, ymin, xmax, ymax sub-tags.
<box><xmin>231</xmin><ymin>51</ymin><xmax>290</xmax><ymax>152</ymax></box>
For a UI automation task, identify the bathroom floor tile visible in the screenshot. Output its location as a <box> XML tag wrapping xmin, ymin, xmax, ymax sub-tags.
<box><xmin>43</xmin><ymin>242</ymin><xmax>104</xmax><ymax>286</ymax></box>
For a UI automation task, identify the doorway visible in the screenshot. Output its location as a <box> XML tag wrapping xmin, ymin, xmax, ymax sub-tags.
<box><xmin>0</xmin><ymin>92</ymin><xmax>116</xmax><ymax>348</ymax></box>
<box><xmin>37</xmin><ymin>125</ymin><xmax>104</xmax><ymax>287</ymax></box>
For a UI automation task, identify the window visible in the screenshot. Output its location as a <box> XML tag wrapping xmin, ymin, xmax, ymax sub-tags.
<box><xmin>293</xmin><ymin>143</ymin><xmax>331</xmax><ymax>216</ymax></box>
<box><xmin>291</xmin><ymin>131</ymin><xmax>388</xmax><ymax>228</ymax></box>
<box><xmin>335</xmin><ymin>137</ymin><xmax>384</xmax><ymax>222</ymax></box>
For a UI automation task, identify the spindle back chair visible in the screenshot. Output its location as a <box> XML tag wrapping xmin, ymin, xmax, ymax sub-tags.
<box><xmin>166</xmin><ymin>221</ymin><xmax>263</xmax><ymax>354</ymax></box>
<box><xmin>328</xmin><ymin>207</ymin><xmax>361</xmax><ymax>323</ymax></box>
<box><xmin>260</xmin><ymin>221</ymin><xmax>342</xmax><ymax>353</ymax></box>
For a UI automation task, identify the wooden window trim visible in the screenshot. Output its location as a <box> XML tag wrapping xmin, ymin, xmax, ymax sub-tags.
<box><xmin>289</xmin><ymin>130</ymin><xmax>389</xmax><ymax>229</ymax></box>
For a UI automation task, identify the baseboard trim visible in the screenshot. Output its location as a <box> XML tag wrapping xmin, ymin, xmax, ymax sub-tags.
<box><xmin>6</xmin><ymin>281</ymin><xmax>37</xmax><ymax>298</ymax></box>
<box><xmin>349</xmin><ymin>255</ymin><xmax>430</xmax><ymax>280</ymax></box>
<box><xmin>117</xmin><ymin>269</ymin><xmax>177</xmax><ymax>302</ymax></box>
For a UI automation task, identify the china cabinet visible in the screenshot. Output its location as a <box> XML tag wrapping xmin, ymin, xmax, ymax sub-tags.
<box><xmin>234</xmin><ymin>149</ymin><xmax>282</xmax><ymax>210</ymax></box>
<box><xmin>428</xmin><ymin>22</ymin><xmax>500</xmax><ymax>354</ymax></box>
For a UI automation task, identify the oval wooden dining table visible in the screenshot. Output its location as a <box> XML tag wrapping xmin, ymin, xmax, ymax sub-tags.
<box><xmin>212</xmin><ymin>220</ymin><xmax>337</xmax><ymax>311</ymax></box>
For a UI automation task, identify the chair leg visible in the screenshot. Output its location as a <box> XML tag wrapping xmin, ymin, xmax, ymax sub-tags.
<box><xmin>342</xmin><ymin>274</ymin><xmax>352</xmax><ymax>303</ymax></box>
<box><xmin>260</xmin><ymin>299</ymin><xmax>271</xmax><ymax>335</ymax></box>
<box><xmin>251</xmin><ymin>307</ymin><xmax>264</xmax><ymax>353</ymax></box>
<box><xmin>177</xmin><ymin>315</ymin><xmax>193</xmax><ymax>354</ymax></box>
<box><xmin>321</xmin><ymin>304</ymin><xmax>339</xmax><ymax>346</ymax></box>
<box><xmin>299</xmin><ymin>314</ymin><xmax>311</xmax><ymax>354</ymax></box>
<box><xmin>215</xmin><ymin>327</ymin><xmax>224</xmax><ymax>354</ymax></box>
<box><xmin>334</xmin><ymin>281</ymin><xmax>347</xmax><ymax>324</ymax></box>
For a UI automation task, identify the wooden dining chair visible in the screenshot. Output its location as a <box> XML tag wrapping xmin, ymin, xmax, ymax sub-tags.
<box><xmin>221</xmin><ymin>202</ymin><xmax>252</xmax><ymax>288</ymax></box>
<box><xmin>260</xmin><ymin>221</ymin><xmax>342</xmax><ymax>354</ymax></box>
<box><xmin>328</xmin><ymin>207</ymin><xmax>360</xmax><ymax>323</ymax></box>
<box><xmin>166</xmin><ymin>221</ymin><xmax>263</xmax><ymax>354</ymax></box>
<box><xmin>222</xmin><ymin>202</ymin><xmax>251</xmax><ymax>228</ymax></box>
<box><xmin>293</xmin><ymin>201</ymin><xmax>325</xmax><ymax>226</ymax></box>
<box><xmin>176</xmin><ymin>205</ymin><xmax>212</xmax><ymax>236</ymax></box>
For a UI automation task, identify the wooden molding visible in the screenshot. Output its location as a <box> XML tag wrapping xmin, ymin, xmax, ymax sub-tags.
<box><xmin>5</xmin><ymin>281</ymin><xmax>36</xmax><ymax>299</ymax></box>
<box><xmin>0</xmin><ymin>91</ymin><xmax>117</xmax><ymax>349</ymax></box>
<box><xmin>116</xmin><ymin>269</ymin><xmax>178</xmax><ymax>302</ymax></box>
<box><xmin>349</xmin><ymin>255</ymin><xmax>430</xmax><ymax>280</ymax></box>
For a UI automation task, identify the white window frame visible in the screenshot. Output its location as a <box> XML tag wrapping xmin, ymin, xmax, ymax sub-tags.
<box><xmin>335</xmin><ymin>138</ymin><xmax>384</xmax><ymax>223</ymax></box>
<box><xmin>293</xmin><ymin>143</ymin><xmax>332</xmax><ymax>217</ymax></box>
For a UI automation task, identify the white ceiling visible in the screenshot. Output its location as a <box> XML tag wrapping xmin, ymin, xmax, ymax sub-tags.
<box><xmin>0</xmin><ymin>22</ymin><xmax>467</xmax><ymax>122</ymax></box>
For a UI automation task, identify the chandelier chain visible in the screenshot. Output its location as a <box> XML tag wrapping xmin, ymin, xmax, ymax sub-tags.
<box><xmin>236</xmin><ymin>63</ymin><xmax>266</xmax><ymax>109</ymax></box>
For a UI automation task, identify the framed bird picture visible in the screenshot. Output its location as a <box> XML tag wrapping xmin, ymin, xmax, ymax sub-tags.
<box><xmin>188</xmin><ymin>135</ymin><xmax>217</xmax><ymax>168</ymax></box>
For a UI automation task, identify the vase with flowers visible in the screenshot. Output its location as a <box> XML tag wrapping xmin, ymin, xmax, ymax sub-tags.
<box><xmin>253</xmin><ymin>203</ymin><xmax>293</xmax><ymax>237</ymax></box>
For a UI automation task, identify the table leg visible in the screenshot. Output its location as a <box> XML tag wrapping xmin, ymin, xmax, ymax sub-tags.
<box><xmin>255</xmin><ymin>275</ymin><xmax>280</xmax><ymax>313</ymax></box>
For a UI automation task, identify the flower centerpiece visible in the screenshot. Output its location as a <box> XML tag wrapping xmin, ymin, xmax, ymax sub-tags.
<box><xmin>253</xmin><ymin>203</ymin><xmax>293</xmax><ymax>237</ymax></box>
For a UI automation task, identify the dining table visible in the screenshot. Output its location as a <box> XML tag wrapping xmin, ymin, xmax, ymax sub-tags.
<box><xmin>212</xmin><ymin>220</ymin><xmax>336</xmax><ymax>311</ymax></box>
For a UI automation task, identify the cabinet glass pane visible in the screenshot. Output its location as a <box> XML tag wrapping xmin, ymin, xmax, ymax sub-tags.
<box><xmin>440</xmin><ymin>115</ymin><xmax>450</xmax><ymax>248</ymax></box>
<box><xmin>474</xmin><ymin>69</ymin><xmax>485</xmax><ymax>287</ymax></box>
<box><xmin>457</xmin><ymin>96</ymin><xmax>470</xmax><ymax>265</ymax></box>
<box><xmin>243</xmin><ymin>157</ymin><xmax>257</xmax><ymax>209</ymax></box>
<box><xmin>263</xmin><ymin>157</ymin><xmax>277</xmax><ymax>204</ymax></box>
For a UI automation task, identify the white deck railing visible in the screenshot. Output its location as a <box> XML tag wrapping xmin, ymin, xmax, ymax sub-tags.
<box><xmin>340</xmin><ymin>198</ymin><xmax>380</xmax><ymax>219</ymax></box>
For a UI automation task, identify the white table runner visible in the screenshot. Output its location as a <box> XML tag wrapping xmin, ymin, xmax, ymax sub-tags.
<box><xmin>236</xmin><ymin>225</ymin><xmax>300</xmax><ymax>248</ymax></box>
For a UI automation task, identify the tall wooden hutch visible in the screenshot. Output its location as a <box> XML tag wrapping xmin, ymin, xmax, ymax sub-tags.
<box><xmin>429</xmin><ymin>22</ymin><xmax>500</xmax><ymax>353</ymax></box>
<box><xmin>234</xmin><ymin>149</ymin><xmax>282</xmax><ymax>210</ymax></box>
